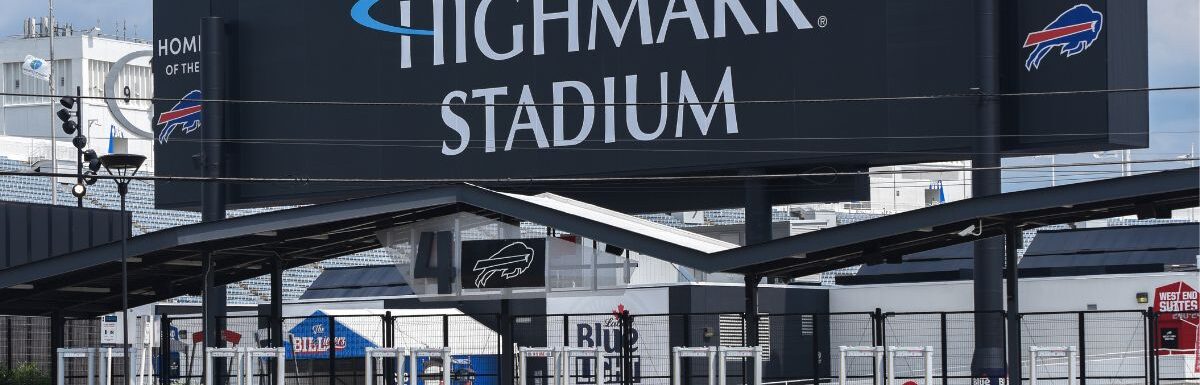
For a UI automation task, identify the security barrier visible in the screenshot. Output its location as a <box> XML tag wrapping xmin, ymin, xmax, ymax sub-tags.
<box><xmin>409</xmin><ymin>347</ymin><xmax>453</xmax><ymax>385</ymax></box>
<box><xmin>838</xmin><ymin>346</ymin><xmax>883</xmax><ymax>385</ymax></box>
<box><xmin>203</xmin><ymin>347</ymin><xmax>284</xmax><ymax>385</ymax></box>
<box><xmin>716</xmin><ymin>347</ymin><xmax>762</xmax><ymax>385</ymax></box>
<box><xmin>1029</xmin><ymin>346</ymin><xmax>1078</xmax><ymax>385</ymax></box>
<box><xmin>884</xmin><ymin>346</ymin><xmax>933</xmax><ymax>385</ymax></box>
<box><xmin>517</xmin><ymin>346</ymin><xmax>603</xmax><ymax>385</ymax></box>
<box><xmin>671</xmin><ymin>347</ymin><xmax>716</xmax><ymax>385</ymax></box>
<box><xmin>364</xmin><ymin>347</ymin><xmax>406</xmax><ymax>385</ymax></box>
<box><xmin>56</xmin><ymin>348</ymin><xmax>99</xmax><ymax>385</ymax></box>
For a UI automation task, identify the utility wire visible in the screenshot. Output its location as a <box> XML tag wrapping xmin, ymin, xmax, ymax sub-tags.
<box><xmin>5</xmin><ymin>85</ymin><xmax>1197</xmax><ymax>107</ymax></box>
<box><xmin>1</xmin><ymin>158</ymin><xmax>1192</xmax><ymax>185</ymax></box>
<box><xmin>16</xmin><ymin>130</ymin><xmax>1196</xmax><ymax>144</ymax></box>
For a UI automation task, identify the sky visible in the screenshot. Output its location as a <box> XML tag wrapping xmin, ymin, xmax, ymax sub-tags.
<box><xmin>0</xmin><ymin>0</ymin><xmax>1197</xmax><ymax>191</ymax></box>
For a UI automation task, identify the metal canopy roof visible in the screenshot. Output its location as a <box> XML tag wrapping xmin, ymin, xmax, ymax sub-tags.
<box><xmin>0</xmin><ymin>167</ymin><xmax>1195</xmax><ymax>317</ymax></box>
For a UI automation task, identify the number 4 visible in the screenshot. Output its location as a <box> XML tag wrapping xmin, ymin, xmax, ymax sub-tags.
<box><xmin>414</xmin><ymin>231</ymin><xmax>454</xmax><ymax>294</ymax></box>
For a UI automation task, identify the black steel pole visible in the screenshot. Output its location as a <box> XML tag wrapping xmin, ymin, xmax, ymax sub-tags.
<box><xmin>201</xmin><ymin>16</ymin><xmax>229</xmax><ymax>385</ymax></box>
<box><xmin>161</xmin><ymin>314</ymin><xmax>173</xmax><ymax>385</ymax></box>
<box><xmin>75</xmin><ymin>86</ymin><xmax>83</xmax><ymax>208</ymax></box>
<box><xmin>1003</xmin><ymin>224</ymin><xmax>1021</xmax><ymax>385</ymax></box>
<box><xmin>270</xmin><ymin>256</ymin><xmax>283</xmax><ymax>349</ymax></box>
<box><xmin>120</xmin><ymin>186</ymin><xmax>132</xmax><ymax>385</ymax></box>
<box><xmin>1077</xmin><ymin>313</ymin><xmax>1087</xmax><ymax>385</ymax></box>
<box><xmin>743</xmin><ymin>169</ymin><xmax>770</xmax><ymax>382</ymax></box>
<box><xmin>971</xmin><ymin>0</ymin><xmax>1006</xmax><ymax>381</ymax></box>
<box><xmin>50</xmin><ymin>311</ymin><xmax>64</xmax><ymax>385</ymax></box>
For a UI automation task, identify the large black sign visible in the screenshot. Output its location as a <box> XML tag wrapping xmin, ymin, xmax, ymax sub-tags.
<box><xmin>460</xmin><ymin>238</ymin><xmax>546</xmax><ymax>290</ymax></box>
<box><xmin>152</xmin><ymin>0</ymin><xmax>1146</xmax><ymax>210</ymax></box>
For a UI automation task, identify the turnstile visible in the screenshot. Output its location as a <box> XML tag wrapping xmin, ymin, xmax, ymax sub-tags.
<box><xmin>365</xmin><ymin>347</ymin><xmax>406</xmax><ymax>385</ymax></box>
<box><xmin>716</xmin><ymin>346</ymin><xmax>762</xmax><ymax>385</ymax></box>
<box><xmin>410</xmin><ymin>347</ymin><xmax>453</xmax><ymax>385</ymax></box>
<box><xmin>56</xmin><ymin>345</ymin><xmax>139</xmax><ymax>383</ymax></box>
<box><xmin>671</xmin><ymin>347</ymin><xmax>717</xmax><ymax>385</ymax></box>
<box><xmin>203</xmin><ymin>347</ymin><xmax>285</xmax><ymax>385</ymax></box>
<box><xmin>838</xmin><ymin>346</ymin><xmax>884</xmax><ymax>385</ymax></box>
<box><xmin>56</xmin><ymin>348</ymin><xmax>100</xmax><ymax>385</ymax></box>
<box><xmin>885</xmin><ymin>346</ymin><xmax>934</xmax><ymax>385</ymax></box>
<box><xmin>517</xmin><ymin>347</ymin><xmax>604</xmax><ymax>385</ymax></box>
<box><xmin>1029</xmin><ymin>346</ymin><xmax>1078</xmax><ymax>385</ymax></box>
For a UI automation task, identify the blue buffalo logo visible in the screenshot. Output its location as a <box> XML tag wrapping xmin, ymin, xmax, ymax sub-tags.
<box><xmin>1024</xmin><ymin>4</ymin><xmax>1103</xmax><ymax>71</ymax></box>
<box><xmin>29</xmin><ymin>60</ymin><xmax>43</xmax><ymax>70</ymax></box>
<box><xmin>157</xmin><ymin>90</ymin><xmax>202</xmax><ymax>144</ymax></box>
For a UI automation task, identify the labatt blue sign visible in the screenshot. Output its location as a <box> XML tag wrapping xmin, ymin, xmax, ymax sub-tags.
<box><xmin>152</xmin><ymin>0</ymin><xmax>1146</xmax><ymax>211</ymax></box>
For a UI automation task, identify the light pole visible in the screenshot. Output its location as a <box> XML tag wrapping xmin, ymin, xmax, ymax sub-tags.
<box><xmin>99</xmin><ymin>153</ymin><xmax>145</xmax><ymax>385</ymax></box>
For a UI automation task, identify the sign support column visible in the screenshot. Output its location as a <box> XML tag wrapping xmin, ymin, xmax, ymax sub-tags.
<box><xmin>200</xmin><ymin>15</ymin><xmax>229</xmax><ymax>385</ymax></box>
<box><xmin>971</xmin><ymin>0</ymin><xmax>1007</xmax><ymax>381</ymax></box>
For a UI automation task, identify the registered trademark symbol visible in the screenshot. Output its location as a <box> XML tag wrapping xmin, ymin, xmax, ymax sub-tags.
<box><xmin>817</xmin><ymin>16</ymin><xmax>828</xmax><ymax>28</ymax></box>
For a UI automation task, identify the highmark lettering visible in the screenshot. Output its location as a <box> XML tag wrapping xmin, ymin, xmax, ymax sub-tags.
<box><xmin>352</xmin><ymin>0</ymin><xmax>814</xmax><ymax>68</ymax></box>
<box><xmin>439</xmin><ymin>66</ymin><xmax>739</xmax><ymax>156</ymax></box>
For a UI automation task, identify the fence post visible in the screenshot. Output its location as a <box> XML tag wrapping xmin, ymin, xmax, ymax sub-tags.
<box><xmin>563</xmin><ymin>315</ymin><xmax>570</xmax><ymax>347</ymax></box>
<box><xmin>5</xmin><ymin>317</ymin><xmax>12</xmax><ymax>370</ymax></box>
<box><xmin>443</xmin><ymin>315</ymin><xmax>451</xmax><ymax>348</ymax></box>
<box><xmin>873</xmin><ymin>309</ymin><xmax>886</xmax><ymax>384</ymax></box>
<box><xmin>940</xmin><ymin>313</ymin><xmax>948</xmax><ymax>385</ymax></box>
<box><xmin>811</xmin><ymin>314</ymin><xmax>821</xmax><ymax>385</ymax></box>
<box><xmin>329</xmin><ymin>315</ymin><xmax>336</xmax><ymax>385</ymax></box>
<box><xmin>1146</xmin><ymin>307</ymin><xmax>1157</xmax><ymax>385</ymax></box>
<box><xmin>1077</xmin><ymin>313</ymin><xmax>1086</xmax><ymax>385</ymax></box>
<box><xmin>620</xmin><ymin>311</ymin><xmax>633</xmax><ymax>385</ymax></box>
<box><xmin>383</xmin><ymin>312</ymin><xmax>393</xmax><ymax>385</ymax></box>
<box><xmin>160</xmin><ymin>315</ymin><xmax>172</xmax><ymax>385</ymax></box>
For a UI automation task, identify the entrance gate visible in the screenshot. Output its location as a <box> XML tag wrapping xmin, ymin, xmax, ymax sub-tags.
<box><xmin>838</xmin><ymin>346</ymin><xmax>883</xmax><ymax>385</ymax></box>
<box><xmin>56</xmin><ymin>348</ymin><xmax>142</xmax><ymax>385</ymax></box>
<box><xmin>517</xmin><ymin>347</ymin><xmax>603</xmax><ymax>385</ymax></box>
<box><xmin>1029</xmin><ymin>346</ymin><xmax>1078</xmax><ymax>385</ymax></box>
<box><xmin>203</xmin><ymin>348</ymin><xmax>284</xmax><ymax>385</ymax></box>
<box><xmin>671</xmin><ymin>347</ymin><xmax>716</xmax><ymax>385</ymax></box>
<box><xmin>884</xmin><ymin>346</ymin><xmax>933</xmax><ymax>385</ymax></box>
<box><xmin>364</xmin><ymin>347</ymin><xmax>405</xmax><ymax>385</ymax></box>
<box><xmin>716</xmin><ymin>347</ymin><xmax>762</xmax><ymax>385</ymax></box>
<box><xmin>409</xmin><ymin>347</ymin><xmax>453</xmax><ymax>385</ymax></box>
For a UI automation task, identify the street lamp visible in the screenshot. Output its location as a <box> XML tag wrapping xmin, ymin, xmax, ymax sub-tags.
<box><xmin>99</xmin><ymin>153</ymin><xmax>145</xmax><ymax>385</ymax></box>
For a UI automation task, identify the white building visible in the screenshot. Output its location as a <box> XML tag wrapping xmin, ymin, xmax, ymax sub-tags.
<box><xmin>0</xmin><ymin>18</ymin><xmax>155</xmax><ymax>177</ymax></box>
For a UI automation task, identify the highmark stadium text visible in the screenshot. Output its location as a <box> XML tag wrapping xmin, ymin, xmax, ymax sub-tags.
<box><xmin>438</xmin><ymin>66</ymin><xmax>738</xmax><ymax>156</ymax></box>
<box><xmin>352</xmin><ymin>0</ymin><xmax>816</xmax><ymax>67</ymax></box>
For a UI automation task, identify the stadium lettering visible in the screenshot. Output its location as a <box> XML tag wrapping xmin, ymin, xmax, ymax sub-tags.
<box><xmin>391</xmin><ymin>0</ymin><xmax>812</xmax><ymax>68</ymax></box>
<box><xmin>441</xmin><ymin>66</ymin><xmax>739</xmax><ymax>156</ymax></box>
<box><xmin>157</xmin><ymin>35</ymin><xmax>200</xmax><ymax>57</ymax></box>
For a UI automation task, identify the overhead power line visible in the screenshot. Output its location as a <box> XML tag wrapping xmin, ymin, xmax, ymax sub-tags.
<box><xmin>0</xmin><ymin>85</ymin><xmax>1195</xmax><ymax>107</ymax></box>
<box><xmin>1</xmin><ymin>158</ymin><xmax>1193</xmax><ymax>185</ymax></box>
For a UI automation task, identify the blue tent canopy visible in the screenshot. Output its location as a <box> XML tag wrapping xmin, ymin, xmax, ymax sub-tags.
<box><xmin>285</xmin><ymin>310</ymin><xmax>378</xmax><ymax>359</ymax></box>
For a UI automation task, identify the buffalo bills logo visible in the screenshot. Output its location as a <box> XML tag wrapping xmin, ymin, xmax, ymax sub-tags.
<box><xmin>157</xmin><ymin>90</ymin><xmax>202</xmax><ymax>144</ymax></box>
<box><xmin>1024</xmin><ymin>4</ymin><xmax>1103</xmax><ymax>71</ymax></box>
<box><xmin>471</xmin><ymin>242</ymin><xmax>535</xmax><ymax>288</ymax></box>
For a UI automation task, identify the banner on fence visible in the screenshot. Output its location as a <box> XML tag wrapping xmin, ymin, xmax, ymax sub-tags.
<box><xmin>1155</xmin><ymin>281</ymin><xmax>1199</xmax><ymax>356</ymax></box>
<box><xmin>548</xmin><ymin>288</ymin><xmax>670</xmax><ymax>384</ymax></box>
<box><xmin>286</xmin><ymin>310</ymin><xmax>376</xmax><ymax>359</ymax></box>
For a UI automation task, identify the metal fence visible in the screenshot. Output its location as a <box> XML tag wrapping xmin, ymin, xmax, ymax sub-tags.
<box><xmin>2</xmin><ymin>310</ymin><xmax>1197</xmax><ymax>385</ymax></box>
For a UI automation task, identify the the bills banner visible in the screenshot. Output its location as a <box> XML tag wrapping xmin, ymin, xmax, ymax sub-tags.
<box><xmin>153</xmin><ymin>0</ymin><xmax>1147</xmax><ymax>211</ymax></box>
<box><xmin>22</xmin><ymin>55</ymin><xmax>51</xmax><ymax>82</ymax></box>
